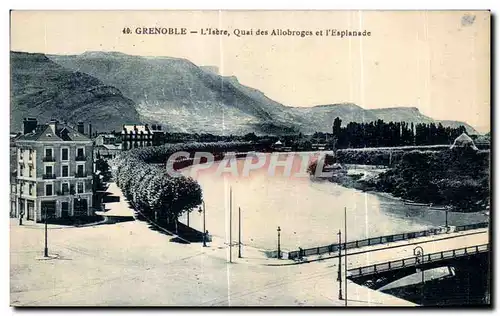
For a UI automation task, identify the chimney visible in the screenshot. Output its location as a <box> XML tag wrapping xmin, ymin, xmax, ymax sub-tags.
<box><xmin>23</xmin><ymin>118</ymin><xmax>37</xmax><ymax>135</ymax></box>
<box><xmin>88</xmin><ymin>123</ymin><xmax>92</xmax><ymax>137</ymax></box>
<box><xmin>48</xmin><ymin>118</ymin><xmax>58</xmax><ymax>134</ymax></box>
<box><xmin>77</xmin><ymin>122</ymin><xmax>84</xmax><ymax>134</ymax></box>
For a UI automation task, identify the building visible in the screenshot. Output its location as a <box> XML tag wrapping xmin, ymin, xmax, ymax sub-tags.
<box><xmin>450</xmin><ymin>133</ymin><xmax>478</xmax><ymax>151</ymax></box>
<box><xmin>14</xmin><ymin>118</ymin><xmax>94</xmax><ymax>222</ymax></box>
<box><xmin>121</xmin><ymin>124</ymin><xmax>165</xmax><ymax>150</ymax></box>
<box><xmin>94</xmin><ymin>134</ymin><xmax>121</xmax><ymax>159</ymax></box>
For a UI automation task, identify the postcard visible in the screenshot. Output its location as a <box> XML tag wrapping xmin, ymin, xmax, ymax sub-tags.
<box><xmin>10</xmin><ymin>10</ymin><xmax>491</xmax><ymax>307</ymax></box>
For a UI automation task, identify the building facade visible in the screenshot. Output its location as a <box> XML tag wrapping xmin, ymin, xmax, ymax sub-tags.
<box><xmin>121</xmin><ymin>124</ymin><xmax>165</xmax><ymax>150</ymax></box>
<box><xmin>14</xmin><ymin>118</ymin><xmax>94</xmax><ymax>222</ymax></box>
<box><xmin>94</xmin><ymin>134</ymin><xmax>121</xmax><ymax>159</ymax></box>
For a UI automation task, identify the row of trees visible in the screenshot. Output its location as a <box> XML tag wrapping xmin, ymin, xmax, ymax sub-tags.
<box><xmin>113</xmin><ymin>141</ymin><xmax>255</xmax><ymax>226</ymax></box>
<box><xmin>332</xmin><ymin>118</ymin><xmax>468</xmax><ymax>149</ymax></box>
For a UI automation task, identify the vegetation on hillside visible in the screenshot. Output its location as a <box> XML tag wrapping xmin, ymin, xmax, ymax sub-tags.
<box><xmin>374</xmin><ymin>148</ymin><xmax>490</xmax><ymax>211</ymax></box>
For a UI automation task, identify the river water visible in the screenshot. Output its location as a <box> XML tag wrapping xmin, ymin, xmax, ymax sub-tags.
<box><xmin>180</xmin><ymin>152</ymin><xmax>487</xmax><ymax>251</ymax></box>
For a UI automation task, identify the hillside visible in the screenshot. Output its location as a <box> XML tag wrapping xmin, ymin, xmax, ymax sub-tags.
<box><xmin>48</xmin><ymin>52</ymin><xmax>300</xmax><ymax>135</ymax></box>
<box><xmin>10</xmin><ymin>51</ymin><xmax>478</xmax><ymax>135</ymax></box>
<box><xmin>10</xmin><ymin>51</ymin><xmax>140</xmax><ymax>132</ymax></box>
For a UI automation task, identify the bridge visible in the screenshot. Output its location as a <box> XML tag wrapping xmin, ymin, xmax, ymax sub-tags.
<box><xmin>286</xmin><ymin>222</ymin><xmax>488</xmax><ymax>260</ymax></box>
<box><xmin>347</xmin><ymin>243</ymin><xmax>489</xmax><ymax>289</ymax></box>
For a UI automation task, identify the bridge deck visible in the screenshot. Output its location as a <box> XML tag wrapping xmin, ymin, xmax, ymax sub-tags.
<box><xmin>344</xmin><ymin>228</ymin><xmax>489</xmax><ymax>273</ymax></box>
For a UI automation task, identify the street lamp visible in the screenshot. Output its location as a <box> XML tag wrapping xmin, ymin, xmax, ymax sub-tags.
<box><xmin>19</xmin><ymin>210</ymin><xmax>24</xmax><ymax>226</ymax></box>
<box><xmin>43</xmin><ymin>206</ymin><xmax>49</xmax><ymax>257</ymax></box>
<box><xmin>75</xmin><ymin>195</ymin><xmax>82</xmax><ymax>225</ymax></box>
<box><xmin>413</xmin><ymin>246</ymin><xmax>425</xmax><ymax>306</ymax></box>
<box><xmin>277</xmin><ymin>226</ymin><xmax>281</xmax><ymax>259</ymax></box>
<box><xmin>198</xmin><ymin>200</ymin><xmax>206</xmax><ymax>247</ymax></box>
<box><xmin>337</xmin><ymin>229</ymin><xmax>343</xmax><ymax>300</ymax></box>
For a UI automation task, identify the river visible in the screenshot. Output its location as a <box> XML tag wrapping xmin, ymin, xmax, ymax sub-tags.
<box><xmin>179</xmin><ymin>152</ymin><xmax>487</xmax><ymax>251</ymax></box>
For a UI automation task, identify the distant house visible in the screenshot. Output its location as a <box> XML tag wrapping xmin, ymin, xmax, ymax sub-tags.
<box><xmin>450</xmin><ymin>133</ymin><xmax>478</xmax><ymax>151</ymax></box>
<box><xmin>94</xmin><ymin>134</ymin><xmax>121</xmax><ymax>159</ymax></box>
<box><xmin>121</xmin><ymin>124</ymin><xmax>165</xmax><ymax>150</ymax></box>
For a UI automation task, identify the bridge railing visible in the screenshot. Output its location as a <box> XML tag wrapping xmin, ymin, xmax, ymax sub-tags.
<box><xmin>287</xmin><ymin>222</ymin><xmax>488</xmax><ymax>260</ymax></box>
<box><xmin>348</xmin><ymin>244</ymin><xmax>489</xmax><ymax>278</ymax></box>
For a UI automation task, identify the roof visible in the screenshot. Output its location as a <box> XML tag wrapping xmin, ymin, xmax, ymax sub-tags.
<box><xmin>450</xmin><ymin>133</ymin><xmax>478</xmax><ymax>150</ymax></box>
<box><xmin>16</xmin><ymin>123</ymin><xmax>91</xmax><ymax>142</ymax></box>
<box><xmin>123</xmin><ymin>125</ymin><xmax>150</xmax><ymax>134</ymax></box>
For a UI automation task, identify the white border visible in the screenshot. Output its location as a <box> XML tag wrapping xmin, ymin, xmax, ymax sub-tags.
<box><xmin>2</xmin><ymin>1</ymin><xmax>498</xmax><ymax>315</ymax></box>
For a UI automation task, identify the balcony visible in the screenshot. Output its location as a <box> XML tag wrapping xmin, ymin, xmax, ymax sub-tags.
<box><xmin>42</xmin><ymin>156</ymin><xmax>56</xmax><ymax>162</ymax></box>
<box><xmin>57</xmin><ymin>189</ymin><xmax>76</xmax><ymax>196</ymax></box>
<box><xmin>42</xmin><ymin>174</ymin><xmax>56</xmax><ymax>179</ymax></box>
<box><xmin>74</xmin><ymin>172</ymin><xmax>88</xmax><ymax>178</ymax></box>
<box><xmin>75</xmin><ymin>155</ymin><xmax>86</xmax><ymax>161</ymax></box>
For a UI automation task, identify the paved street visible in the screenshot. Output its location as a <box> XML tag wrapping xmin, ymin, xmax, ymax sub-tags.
<box><xmin>10</xmin><ymin>183</ymin><xmax>486</xmax><ymax>306</ymax></box>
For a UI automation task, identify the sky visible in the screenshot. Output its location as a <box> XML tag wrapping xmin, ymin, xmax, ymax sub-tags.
<box><xmin>10</xmin><ymin>10</ymin><xmax>491</xmax><ymax>132</ymax></box>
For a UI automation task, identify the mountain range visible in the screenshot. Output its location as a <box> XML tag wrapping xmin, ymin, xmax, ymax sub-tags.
<box><xmin>10</xmin><ymin>51</ymin><xmax>478</xmax><ymax>135</ymax></box>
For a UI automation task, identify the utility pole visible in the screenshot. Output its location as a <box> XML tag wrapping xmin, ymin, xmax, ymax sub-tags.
<box><xmin>238</xmin><ymin>207</ymin><xmax>242</xmax><ymax>258</ymax></box>
<box><xmin>202</xmin><ymin>200</ymin><xmax>206</xmax><ymax>247</ymax></box>
<box><xmin>229</xmin><ymin>186</ymin><xmax>232</xmax><ymax>263</ymax></box>
<box><xmin>344</xmin><ymin>207</ymin><xmax>348</xmax><ymax>306</ymax></box>
<box><xmin>337</xmin><ymin>229</ymin><xmax>343</xmax><ymax>300</ymax></box>
<box><xmin>44</xmin><ymin>207</ymin><xmax>48</xmax><ymax>258</ymax></box>
<box><xmin>277</xmin><ymin>226</ymin><xmax>281</xmax><ymax>259</ymax></box>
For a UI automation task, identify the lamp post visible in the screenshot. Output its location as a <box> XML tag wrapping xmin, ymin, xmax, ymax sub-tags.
<box><xmin>198</xmin><ymin>200</ymin><xmax>206</xmax><ymax>247</ymax></box>
<box><xmin>238</xmin><ymin>207</ymin><xmax>242</xmax><ymax>258</ymax></box>
<box><xmin>19</xmin><ymin>210</ymin><xmax>24</xmax><ymax>226</ymax></box>
<box><xmin>277</xmin><ymin>226</ymin><xmax>281</xmax><ymax>259</ymax></box>
<box><xmin>43</xmin><ymin>206</ymin><xmax>48</xmax><ymax>257</ymax></box>
<box><xmin>337</xmin><ymin>229</ymin><xmax>343</xmax><ymax>300</ymax></box>
<box><xmin>445</xmin><ymin>206</ymin><xmax>450</xmax><ymax>230</ymax></box>
<box><xmin>413</xmin><ymin>246</ymin><xmax>425</xmax><ymax>306</ymax></box>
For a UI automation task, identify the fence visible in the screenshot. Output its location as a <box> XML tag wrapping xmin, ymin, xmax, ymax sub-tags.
<box><xmin>348</xmin><ymin>243</ymin><xmax>489</xmax><ymax>278</ymax></box>
<box><xmin>287</xmin><ymin>222</ymin><xmax>489</xmax><ymax>260</ymax></box>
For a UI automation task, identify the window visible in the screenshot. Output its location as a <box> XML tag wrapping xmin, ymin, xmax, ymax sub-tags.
<box><xmin>45</xmin><ymin>148</ymin><xmax>52</xmax><ymax>158</ymax></box>
<box><xmin>77</xmin><ymin>164</ymin><xmax>84</xmax><ymax>176</ymax></box>
<box><xmin>19</xmin><ymin>164</ymin><xmax>24</xmax><ymax>177</ymax></box>
<box><xmin>62</xmin><ymin>182</ymin><xmax>69</xmax><ymax>194</ymax></box>
<box><xmin>19</xmin><ymin>182</ymin><xmax>24</xmax><ymax>195</ymax></box>
<box><xmin>77</xmin><ymin>182</ymin><xmax>84</xmax><ymax>194</ymax></box>
<box><xmin>29</xmin><ymin>183</ymin><xmax>33</xmax><ymax>195</ymax></box>
<box><xmin>62</xmin><ymin>165</ymin><xmax>69</xmax><ymax>177</ymax></box>
<box><xmin>77</xmin><ymin>147</ymin><xmax>84</xmax><ymax>157</ymax></box>
<box><xmin>45</xmin><ymin>184</ymin><xmax>53</xmax><ymax>196</ymax></box>
<box><xmin>28</xmin><ymin>166</ymin><xmax>33</xmax><ymax>177</ymax></box>
<box><xmin>19</xmin><ymin>149</ymin><xmax>24</xmax><ymax>160</ymax></box>
<box><xmin>61</xmin><ymin>148</ymin><xmax>69</xmax><ymax>161</ymax></box>
<box><xmin>45</xmin><ymin>165</ymin><xmax>53</xmax><ymax>175</ymax></box>
<box><xmin>29</xmin><ymin>149</ymin><xmax>33</xmax><ymax>161</ymax></box>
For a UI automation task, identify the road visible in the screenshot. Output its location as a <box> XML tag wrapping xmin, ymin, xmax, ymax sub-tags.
<box><xmin>11</xmin><ymin>183</ymin><xmax>486</xmax><ymax>306</ymax></box>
